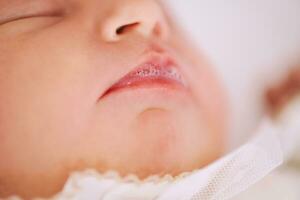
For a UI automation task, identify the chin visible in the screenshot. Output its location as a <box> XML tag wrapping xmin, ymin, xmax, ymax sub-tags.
<box><xmin>92</xmin><ymin>84</ymin><xmax>225</xmax><ymax>178</ymax></box>
<box><xmin>119</xmin><ymin>107</ymin><xmax>221</xmax><ymax>178</ymax></box>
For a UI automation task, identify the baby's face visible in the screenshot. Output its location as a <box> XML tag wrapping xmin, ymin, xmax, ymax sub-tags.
<box><xmin>0</xmin><ymin>0</ymin><xmax>228</xmax><ymax>198</ymax></box>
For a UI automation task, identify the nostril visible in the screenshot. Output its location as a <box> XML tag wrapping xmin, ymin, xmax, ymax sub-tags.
<box><xmin>116</xmin><ymin>22</ymin><xmax>140</xmax><ymax>35</ymax></box>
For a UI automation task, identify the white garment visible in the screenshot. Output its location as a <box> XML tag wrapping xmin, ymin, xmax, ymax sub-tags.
<box><xmin>6</xmin><ymin>97</ymin><xmax>300</xmax><ymax>200</ymax></box>
<box><xmin>233</xmin><ymin>95</ymin><xmax>300</xmax><ymax>200</ymax></box>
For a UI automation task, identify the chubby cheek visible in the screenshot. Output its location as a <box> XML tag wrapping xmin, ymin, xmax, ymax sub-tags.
<box><xmin>169</xmin><ymin>29</ymin><xmax>228</xmax><ymax>144</ymax></box>
<box><xmin>0</xmin><ymin>98</ymin><xmax>89</xmax><ymax>198</ymax></box>
<box><xmin>0</xmin><ymin>44</ymin><xmax>95</xmax><ymax>178</ymax></box>
<box><xmin>0</xmin><ymin>27</ymin><xmax>122</xmax><ymax>183</ymax></box>
<box><xmin>0</xmin><ymin>95</ymin><xmax>87</xmax><ymax>166</ymax></box>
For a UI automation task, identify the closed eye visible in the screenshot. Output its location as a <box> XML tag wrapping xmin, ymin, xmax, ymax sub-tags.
<box><xmin>0</xmin><ymin>10</ymin><xmax>62</xmax><ymax>26</ymax></box>
<box><xmin>0</xmin><ymin>0</ymin><xmax>64</xmax><ymax>26</ymax></box>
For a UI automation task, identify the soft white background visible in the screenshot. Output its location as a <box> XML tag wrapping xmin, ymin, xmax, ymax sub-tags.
<box><xmin>165</xmin><ymin>0</ymin><xmax>300</xmax><ymax>148</ymax></box>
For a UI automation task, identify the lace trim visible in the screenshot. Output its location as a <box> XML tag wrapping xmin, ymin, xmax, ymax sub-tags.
<box><xmin>5</xmin><ymin>169</ymin><xmax>199</xmax><ymax>200</ymax></box>
<box><xmin>69</xmin><ymin>168</ymin><xmax>198</xmax><ymax>185</ymax></box>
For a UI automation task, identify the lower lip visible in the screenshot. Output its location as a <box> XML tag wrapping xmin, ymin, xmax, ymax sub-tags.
<box><xmin>102</xmin><ymin>76</ymin><xmax>186</xmax><ymax>98</ymax></box>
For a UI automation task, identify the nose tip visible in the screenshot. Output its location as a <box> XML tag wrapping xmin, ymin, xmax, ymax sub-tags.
<box><xmin>101</xmin><ymin>0</ymin><xmax>169</xmax><ymax>42</ymax></box>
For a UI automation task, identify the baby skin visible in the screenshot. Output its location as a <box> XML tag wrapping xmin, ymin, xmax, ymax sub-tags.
<box><xmin>0</xmin><ymin>0</ymin><xmax>228</xmax><ymax>199</ymax></box>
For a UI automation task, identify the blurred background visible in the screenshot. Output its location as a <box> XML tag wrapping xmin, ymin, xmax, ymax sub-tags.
<box><xmin>165</xmin><ymin>0</ymin><xmax>300</xmax><ymax>149</ymax></box>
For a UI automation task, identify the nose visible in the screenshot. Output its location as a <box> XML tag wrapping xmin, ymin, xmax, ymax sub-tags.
<box><xmin>100</xmin><ymin>0</ymin><xmax>169</xmax><ymax>42</ymax></box>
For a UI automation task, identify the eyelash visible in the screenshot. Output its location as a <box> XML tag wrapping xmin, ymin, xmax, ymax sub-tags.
<box><xmin>0</xmin><ymin>11</ymin><xmax>62</xmax><ymax>26</ymax></box>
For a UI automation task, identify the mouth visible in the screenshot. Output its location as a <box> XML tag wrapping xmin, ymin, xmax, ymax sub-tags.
<box><xmin>100</xmin><ymin>56</ymin><xmax>188</xmax><ymax>99</ymax></box>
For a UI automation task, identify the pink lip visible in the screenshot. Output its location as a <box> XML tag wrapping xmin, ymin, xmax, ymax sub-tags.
<box><xmin>101</xmin><ymin>56</ymin><xmax>187</xmax><ymax>98</ymax></box>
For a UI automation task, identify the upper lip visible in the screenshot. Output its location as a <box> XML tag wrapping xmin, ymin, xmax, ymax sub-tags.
<box><xmin>99</xmin><ymin>50</ymin><xmax>186</xmax><ymax>99</ymax></box>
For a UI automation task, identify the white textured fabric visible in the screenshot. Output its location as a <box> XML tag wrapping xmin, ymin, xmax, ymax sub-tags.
<box><xmin>184</xmin><ymin>96</ymin><xmax>300</xmax><ymax>200</ymax></box>
<box><xmin>232</xmin><ymin>95</ymin><xmax>300</xmax><ymax>200</ymax></box>
<box><xmin>49</xmin><ymin>170</ymin><xmax>175</xmax><ymax>200</ymax></box>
